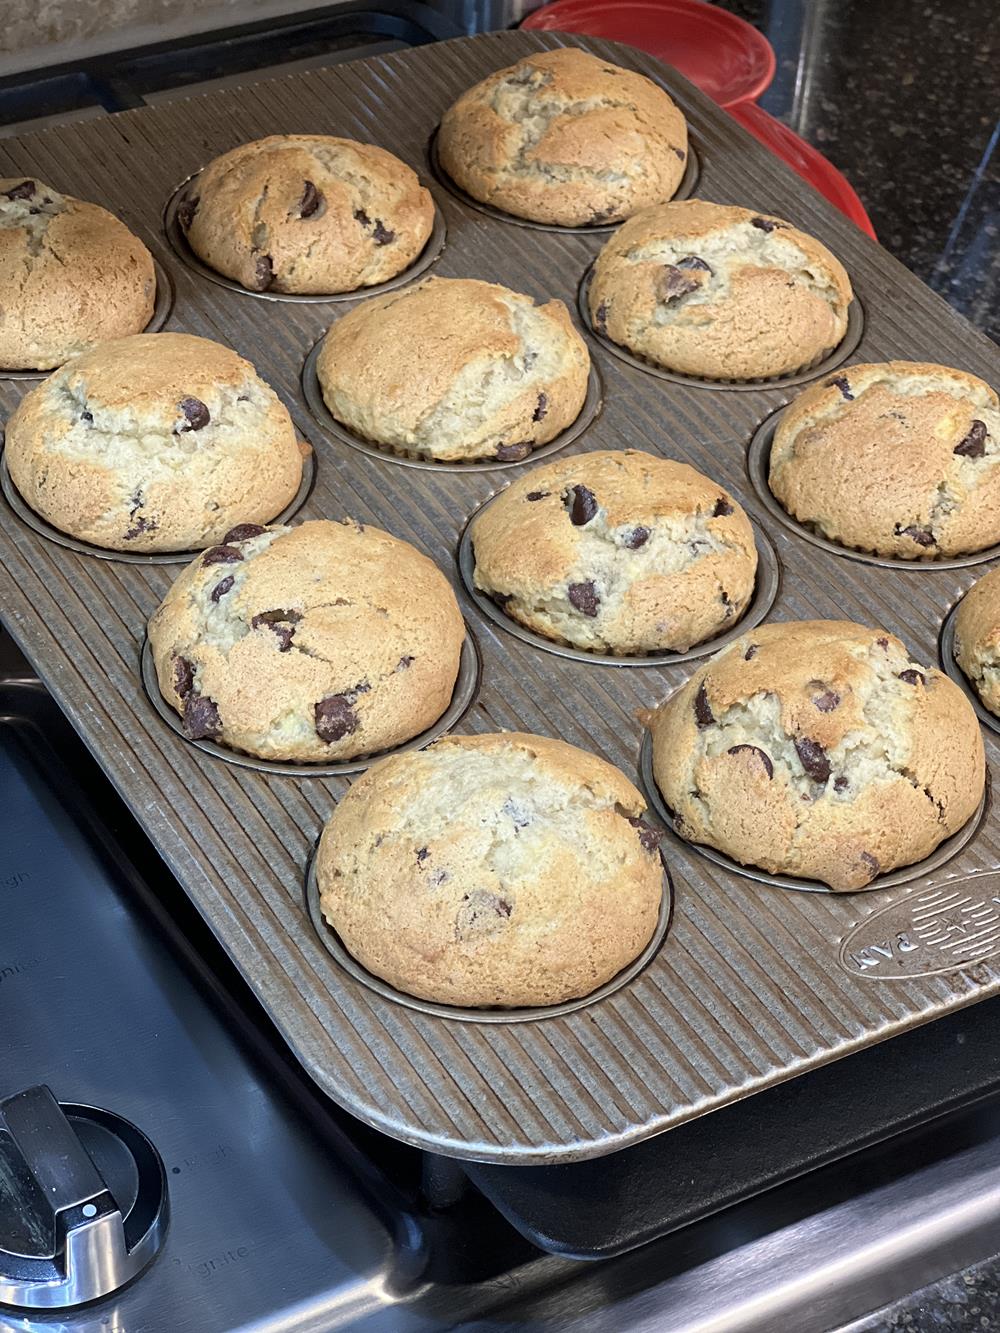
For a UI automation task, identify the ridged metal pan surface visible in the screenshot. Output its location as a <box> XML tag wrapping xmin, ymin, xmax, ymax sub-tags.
<box><xmin>0</xmin><ymin>32</ymin><xmax>999</xmax><ymax>1165</ymax></box>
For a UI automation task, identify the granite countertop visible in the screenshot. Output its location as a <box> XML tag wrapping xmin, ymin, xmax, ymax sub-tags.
<box><xmin>714</xmin><ymin>5</ymin><xmax>1000</xmax><ymax>1328</ymax></box>
<box><xmin>716</xmin><ymin>0</ymin><xmax>998</xmax><ymax>341</ymax></box>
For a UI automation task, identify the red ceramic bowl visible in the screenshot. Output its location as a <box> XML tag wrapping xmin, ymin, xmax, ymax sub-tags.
<box><xmin>727</xmin><ymin>101</ymin><xmax>877</xmax><ymax>238</ymax></box>
<box><xmin>521</xmin><ymin>0</ymin><xmax>776</xmax><ymax>107</ymax></box>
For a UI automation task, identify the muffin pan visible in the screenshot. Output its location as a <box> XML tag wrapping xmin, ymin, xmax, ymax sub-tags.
<box><xmin>302</xmin><ymin>338</ymin><xmax>604</xmax><ymax>472</ymax></box>
<box><xmin>304</xmin><ymin>846</ymin><xmax>674</xmax><ymax>1023</ymax></box>
<box><xmin>577</xmin><ymin>264</ymin><xmax>865</xmax><ymax>391</ymax></box>
<box><xmin>748</xmin><ymin>408</ymin><xmax>1000</xmax><ymax>570</ymax></box>
<box><xmin>140</xmin><ymin>630</ymin><xmax>481</xmax><ymax>776</ymax></box>
<box><xmin>1</xmin><ymin>31</ymin><xmax>999</xmax><ymax>1166</ymax></box>
<box><xmin>0</xmin><ymin>435</ymin><xmax>316</xmax><ymax>565</ymax></box>
<box><xmin>164</xmin><ymin>173</ymin><xmax>448</xmax><ymax>302</ymax></box>
<box><xmin>428</xmin><ymin>127</ymin><xmax>701</xmax><ymax>233</ymax></box>
<box><xmin>457</xmin><ymin>499</ymin><xmax>781</xmax><ymax>666</ymax></box>
<box><xmin>0</xmin><ymin>256</ymin><xmax>175</xmax><ymax>380</ymax></box>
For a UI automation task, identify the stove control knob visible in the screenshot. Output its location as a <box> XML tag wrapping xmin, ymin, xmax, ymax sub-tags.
<box><xmin>0</xmin><ymin>1085</ymin><xmax>169</xmax><ymax>1309</ymax></box>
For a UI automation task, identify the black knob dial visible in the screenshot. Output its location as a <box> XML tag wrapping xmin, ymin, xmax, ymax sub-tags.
<box><xmin>0</xmin><ymin>1085</ymin><xmax>168</xmax><ymax>1309</ymax></box>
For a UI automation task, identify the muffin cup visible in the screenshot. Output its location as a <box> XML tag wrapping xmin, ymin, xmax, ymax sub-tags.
<box><xmin>639</xmin><ymin>729</ymin><xmax>989</xmax><ymax>895</ymax></box>
<box><xmin>458</xmin><ymin>497</ymin><xmax>781</xmax><ymax>666</ymax></box>
<box><xmin>0</xmin><ymin>434</ymin><xmax>315</xmax><ymax>566</ymax></box>
<box><xmin>163</xmin><ymin>171</ymin><xmax>447</xmax><ymax>303</ymax></box>
<box><xmin>301</xmin><ymin>336</ymin><xmax>604</xmax><ymax>472</ymax></box>
<box><xmin>0</xmin><ymin>257</ymin><xmax>175</xmax><ymax>381</ymax></box>
<box><xmin>577</xmin><ymin>264</ymin><xmax>865</xmax><ymax>391</ymax></box>
<box><xmin>303</xmin><ymin>839</ymin><xmax>673</xmax><ymax>1022</ymax></box>
<box><xmin>939</xmin><ymin>598</ymin><xmax>1000</xmax><ymax>736</ymax></box>
<box><xmin>428</xmin><ymin>127</ymin><xmax>701</xmax><ymax>233</ymax></box>
<box><xmin>748</xmin><ymin>407</ymin><xmax>1000</xmax><ymax>570</ymax></box>
<box><xmin>140</xmin><ymin>628</ymin><xmax>481</xmax><ymax>776</ymax></box>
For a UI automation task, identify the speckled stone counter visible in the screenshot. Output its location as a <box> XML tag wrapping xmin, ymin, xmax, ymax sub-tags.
<box><xmin>716</xmin><ymin>0</ymin><xmax>998</xmax><ymax>341</ymax></box>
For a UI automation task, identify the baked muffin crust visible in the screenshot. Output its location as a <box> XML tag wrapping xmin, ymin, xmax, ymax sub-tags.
<box><xmin>954</xmin><ymin>565</ymin><xmax>1000</xmax><ymax>716</ymax></box>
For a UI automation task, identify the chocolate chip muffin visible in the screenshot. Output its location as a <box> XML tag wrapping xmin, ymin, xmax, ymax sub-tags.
<box><xmin>316</xmin><ymin>731</ymin><xmax>664</xmax><ymax>1006</ymax></box>
<box><xmin>646</xmin><ymin>620</ymin><xmax>984</xmax><ymax>891</ymax></box>
<box><xmin>148</xmin><ymin>519</ymin><xmax>465</xmax><ymax>762</ymax></box>
<box><xmin>471</xmin><ymin>449</ymin><xmax>757</xmax><ymax>653</ymax></box>
<box><xmin>954</xmin><ymin>566</ymin><xmax>1000</xmax><ymax>716</ymax></box>
<box><xmin>589</xmin><ymin>200</ymin><xmax>852</xmax><ymax>380</ymax></box>
<box><xmin>4</xmin><ymin>332</ymin><xmax>304</xmax><ymax>553</ymax></box>
<box><xmin>769</xmin><ymin>362</ymin><xmax>1000</xmax><ymax>559</ymax></box>
<box><xmin>0</xmin><ymin>177</ymin><xmax>155</xmax><ymax>371</ymax></box>
<box><xmin>437</xmin><ymin>48</ymin><xmax>688</xmax><ymax>227</ymax></box>
<box><xmin>316</xmin><ymin>276</ymin><xmax>590</xmax><ymax>463</ymax></box>
<box><xmin>178</xmin><ymin>136</ymin><xmax>434</xmax><ymax>295</ymax></box>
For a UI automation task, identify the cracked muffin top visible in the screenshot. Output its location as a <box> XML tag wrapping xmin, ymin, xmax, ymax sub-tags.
<box><xmin>0</xmin><ymin>177</ymin><xmax>155</xmax><ymax>370</ymax></box>
<box><xmin>4</xmin><ymin>332</ymin><xmax>304</xmax><ymax>553</ymax></box>
<box><xmin>316</xmin><ymin>730</ymin><xmax>664</xmax><ymax>1007</ymax></box>
<box><xmin>437</xmin><ymin>48</ymin><xmax>688</xmax><ymax>227</ymax></box>
<box><xmin>178</xmin><ymin>136</ymin><xmax>435</xmax><ymax>295</ymax></box>
<box><xmin>954</xmin><ymin>565</ymin><xmax>1000</xmax><ymax>717</ymax></box>
<box><xmin>148</xmin><ymin>518</ymin><xmax>466</xmax><ymax>763</ymax></box>
<box><xmin>471</xmin><ymin>449</ymin><xmax>757</xmax><ymax>654</ymax></box>
<box><xmin>316</xmin><ymin>276</ymin><xmax>590</xmax><ymax>462</ymax></box>
<box><xmin>646</xmin><ymin>620</ymin><xmax>985</xmax><ymax>891</ymax></box>
<box><xmin>769</xmin><ymin>362</ymin><xmax>1000</xmax><ymax>559</ymax></box>
<box><xmin>589</xmin><ymin>199</ymin><xmax>852</xmax><ymax>380</ymax></box>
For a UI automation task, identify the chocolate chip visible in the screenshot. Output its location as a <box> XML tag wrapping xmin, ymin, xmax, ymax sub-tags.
<box><xmin>813</xmin><ymin>689</ymin><xmax>840</xmax><ymax>712</ymax></box>
<box><xmin>568</xmin><ymin>580</ymin><xmax>599</xmax><ymax>616</ymax></box>
<box><xmin>721</xmin><ymin>590</ymin><xmax>734</xmax><ymax>618</ymax></box>
<box><xmin>210</xmin><ymin>575</ymin><xmax>234</xmax><ymax>603</ymax></box>
<box><xmin>795</xmin><ymin>737</ymin><xmax>831</xmax><ymax>784</ymax></box>
<box><xmin>3</xmin><ymin>180</ymin><xmax>35</xmax><ymax>201</ymax></box>
<box><xmin>397</xmin><ymin>654</ymin><xmax>414</xmax><ymax>670</ymax></box>
<box><xmin>183</xmin><ymin>692</ymin><xmax>221</xmax><ymax>740</ymax></box>
<box><xmin>828</xmin><ymin>374</ymin><xmax>854</xmax><ymax>401</ymax></box>
<box><xmin>525</xmin><ymin>490</ymin><xmax>549</xmax><ymax>502</ymax></box>
<box><xmin>177</xmin><ymin>396</ymin><xmax>210</xmax><ymax>432</ymax></box>
<box><xmin>123</xmin><ymin>514</ymin><xmax>157</xmax><ymax>541</ymax></box>
<box><xmin>744</xmin><ymin>644</ymin><xmax>759</xmax><ymax>660</ymax></box>
<box><xmin>750</xmin><ymin>216</ymin><xmax>781</xmax><ymax>232</ymax></box>
<box><xmin>315</xmin><ymin>694</ymin><xmax>358</xmax><ymax>743</ymax></box>
<box><xmin>202</xmin><ymin>544</ymin><xmax>243</xmax><ymax>566</ymax></box>
<box><xmin>353</xmin><ymin>208</ymin><xmax>371</xmax><ymax>228</ymax></box>
<box><xmin>416</xmin><ymin>847</ymin><xmax>430</xmax><ymax>863</ymax></box>
<box><xmin>627</xmin><ymin>815</ymin><xmax>662</xmax><ymax>852</ymax></box>
<box><xmin>456</xmin><ymin>889</ymin><xmax>513</xmax><ymax>939</ymax></box>
<box><xmin>677</xmin><ymin>255</ymin><xmax>712</xmax><ymax>273</ymax></box>
<box><xmin>566</xmin><ymin>484</ymin><xmax>598</xmax><ymax>526</ymax></box>
<box><xmin>673</xmin><ymin>146</ymin><xmax>685</xmax><ymax>160</ymax></box>
<box><xmin>595</xmin><ymin>301</ymin><xmax>609</xmax><ymax>333</ymax></box>
<box><xmin>876</xmin><ymin>636</ymin><xmax>890</xmax><ymax>650</ymax></box>
<box><xmin>177</xmin><ymin>193</ymin><xmax>199</xmax><ymax>230</ymax></box>
<box><xmin>253</xmin><ymin>252</ymin><xmax>274</xmax><ymax>291</ymax></box>
<box><xmin>532</xmin><ymin>392</ymin><xmax>548</xmax><ymax>422</ymax></box>
<box><xmin>496</xmin><ymin>441</ymin><xmax>533</xmax><ymax>462</ymax></box>
<box><xmin>252</xmin><ymin>608</ymin><xmax>301</xmax><ymax>652</ymax></box>
<box><xmin>954</xmin><ymin>420</ymin><xmax>988</xmax><ymax>458</ymax></box>
<box><xmin>727</xmin><ymin>744</ymin><xmax>774</xmax><ymax>779</ymax></box>
<box><xmin>80</xmin><ymin>409</ymin><xmax>93</xmax><ymax>424</ymax></box>
<box><xmin>834</xmin><ymin>775</ymin><xmax>849</xmax><ymax>792</ymax></box>
<box><xmin>898</xmin><ymin>668</ymin><xmax>925</xmax><ymax>685</ymax></box>
<box><xmin>298</xmin><ymin>180</ymin><xmax>322</xmax><ymax>218</ymax></box>
<box><xmin>173</xmin><ymin>655</ymin><xmax>195</xmax><ymax>699</ymax></box>
<box><xmin>894</xmin><ymin>523</ymin><xmax>935</xmax><ymax>548</ymax></box>
<box><xmin>694</xmin><ymin>683</ymin><xmax>714</xmax><ymax>727</ymax></box>
<box><xmin>372</xmin><ymin>219</ymin><xmax>395</xmax><ymax>245</ymax></box>
<box><xmin>659</xmin><ymin>263</ymin><xmax>703</xmax><ymax>303</ymax></box>
<box><xmin>860</xmin><ymin>851</ymin><xmax>880</xmax><ymax>881</ymax></box>
<box><xmin>222</xmin><ymin>523</ymin><xmax>266</xmax><ymax>544</ymax></box>
<box><xmin>712</xmin><ymin>496</ymin><xmax>733</xmax><ymax>517</ymax></box>
<box><xmin>623</xmin><ymin>526</ymin><xmax>650</xmax><ymax>549</ymax></box>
